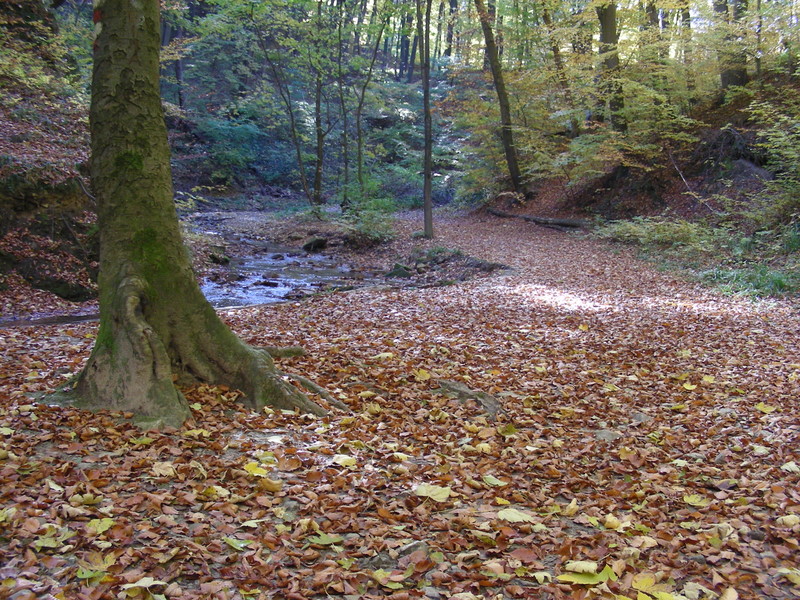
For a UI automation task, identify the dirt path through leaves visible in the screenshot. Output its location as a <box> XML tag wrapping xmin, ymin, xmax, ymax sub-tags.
<box><xmin>1</xmin><ymin>212</ymin><xmax>798</xmax><ymax>599</ymax></box>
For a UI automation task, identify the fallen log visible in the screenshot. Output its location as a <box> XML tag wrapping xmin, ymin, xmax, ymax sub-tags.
<box><xmin>486</xmin><ymin>207</ymin><xmax>589</xmax><ymax>229</ymax></box>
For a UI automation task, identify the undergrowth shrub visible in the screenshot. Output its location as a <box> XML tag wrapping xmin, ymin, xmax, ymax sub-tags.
<box><xmin>595</xmin><ymin>217</ymin><xmax>720</xmax><ymax>253</ymax></box>
<box><xmin>344</xmin><ymin>210</ymin><xmax>396</xmax><ymax>247</ymax></box>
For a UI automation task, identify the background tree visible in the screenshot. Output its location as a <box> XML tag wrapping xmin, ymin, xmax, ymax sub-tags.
<box><xmin>417</xmin><ymin>0</ymin><xmax>434</xmax><ymax>237</ymax></box>
<box><xmin>474</xmin><ymin>0</ymin><xmax>523</xmax><ymax>193</ymax></box>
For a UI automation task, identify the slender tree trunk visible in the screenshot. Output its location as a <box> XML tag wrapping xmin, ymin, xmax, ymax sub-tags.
<box><xmin>474</xmin><ymin>0</ymin><xmax>523</xmax><ymax>193</ymax></box>
<box><xmin>398</xmin><ymin>12</ymin><xmax>413</xmax><ymax>80</ymax></box>
<box><xmin>444</xmin><ymin>0</ymin><xmax>457</xmax><ymax>57</ymax></box>
<box><xmin>417</xmin><ymin>0</ymin><xmax>434</xmax><ymax>237</ymax></box>
<box><xmin>337</xmin><ymin>3</ymin><xmax>351</xmax><ymax>208</ymax></box>
<box><xmin>596</xmin><ymin>1</ymin><xmax>626</xmax><ymax>132</ymax></box>
<box><xmin>434</xmin><ymin>0</ymin><xmax>445</xmax><ymax>63</ymax></box>
<box><xmin>407</xmin><ymin>34</ymin><xmax>418</xmax><ymax>82</ymax></box>
<box><xmin>679</xmin><ymin>0</ymin><xmax>695</xmax><ymax>94</ymax></box>
<box><xmin>76</xmin><ymin>0</ymin><xmax>324</xmax><ymax>428</ymax></box>
<box><xmin>313</xmin><ymin>74</ymin><xmax>325</xmax><ymax>206</ymax></box>
<box><xmin>356</xmin><ymin>19</ymin><xmax>387</xmax><ymax>199</ymax></box>
<box><xmin>483</xmin><ymin>0</ymin><xmax>496</xmax><ymax>70</ymax></box>
<box><xmin>541</xmin><ymin>3</ymin><xmax>579</xmax><ymax>137</ymax></box>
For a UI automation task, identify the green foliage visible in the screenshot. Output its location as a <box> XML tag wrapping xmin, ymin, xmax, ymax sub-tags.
<box><xmin>700</xmin><ymin>264</ymin><xmax>799</xmax><ymax>297</ymax></box>
<box><xmin>746</xmin><ymin>93</ymin><xmax>800</xmax><ymax>226</ymax></box>
<box><xmin>596</xmin><ymin>217</ymin><xmax>800</xmax><ymax>297</ymax></box>
<box><xmin>595</xmin><ymin>217</ymin><xmax>720</xmax><ymax>253</ymax></box>
<box><xmin>343</xmin><ymin>209</ymin><xmax>396</xmax><ymax>246</ymax></box>
<box><xmin>195</xmin><ymin>118</ymin><xmax>296</xmax><ymax>186</ymax></box>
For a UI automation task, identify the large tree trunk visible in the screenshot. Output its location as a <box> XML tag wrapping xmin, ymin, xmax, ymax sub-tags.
<box><xmin>75</xmin><ymin>0</ymin><xmax>325</xmax><ymax>428</ymax></box>
<box><xmin>474</xmin><ymin>0</ymin><xmax>523</xmax><ymax>194</ymax></box>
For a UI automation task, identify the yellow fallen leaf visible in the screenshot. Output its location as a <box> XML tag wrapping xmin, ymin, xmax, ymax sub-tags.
<box><xmin>776</xmin><ymin>514</ymin><xmax>800</xmax><ymax>527</ymax></box>
<box><xmin>413</xmin><ymin>368</ymin><xmax>431</xmax><ymax>382</ymax></box>
<box><xmin>604</xmin><ymin>513</ymin><xmax>623</xmax><ymax>530</ymax></box>
<box><xmin>683</xmin><ymin>494</ymin><xmax>711</xmax><ymax>508</ymax></box>
<box><xmin>332</xmin><ymin>454</ymin><xmax>357</xmax><ymax>468</ymax></box>
<box><xmin>244</xmin><ymin>462</ymin><xmax>269</xmax><ymax>477</ymax></box>
<box><xmin>755</xmin><ymin>402</ymin><xmax>777</xmax><ymax>414</ymax></box>
<box><xmin>719</xmin><ymin>587</ymin><xmax>738</xmax><ymax>600</ymax></box>
<box><xmin>414</xmin><ymin>483</ymin><xmax>452</xmax><ymax>502</ymax></box>
<box><xmin>777</xmin><ymin>567</ymin><xmax>800</xmax><ymax>585</ymax></box>
<box><xmin>702</xmin><ymin>375</ymin><xmax>716</xmax><ymax>383</ymax></box>
<box><xmin>579</xmin><ymin>324</ymin><xmax>589</xmax><ymax>331</ymax></box>
<box><xmin>183</xmin><ymin>428</ymin><xmax>211</xmax><ymax>438</ymax></box>
<box><xmin>682</xmin><ymin>382</ymin><xmax>697</xmax><ymax>391</ymax></box>
<box><xmin>152</xmin><ymin>461</ymin><xmax>177</xmax><ymax>478</ymax></box>
<box><xmin>256</xmin><ymin>478</ymin><xmax>283</xmax><ymax>493</ymax></box>
<box><xmin>532</xmin><ymin>571</ymin><xmax>553</xmax><ymax>583</ymax></box>
<box><xmin>371</xmin><ymin>352</ymin><xmax>394</xmax><ymax>360</ymax></box>
<box><xmin>564</xmin><ymin>560</ymin><xmax>598</xmax><ymax>574</ymax></box>
<box><xmin>497</xmin><ymin>508</ymin><xmax>537</xmax><ymax>523</ymax></box>
<box><xmin>563</xmin><ymin>498</ymin><xmax>579</xmax><ymax>517</ymax></box>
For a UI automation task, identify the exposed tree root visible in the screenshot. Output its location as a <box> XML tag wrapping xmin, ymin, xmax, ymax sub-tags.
<box><xmin>281</xmin><ymin>373</ymin><xmax>350</xmax><ymax>411</ymax></box>
<box><xmin>262</xmin><ymin>346</ymin><xmax>307</xmax><ymax>358</ymax></box>
<box><xmin>435</xmin><ymin>379</ymin><xmax>504</xmax><ymax>420</ymax></box>
<box><xmin>70</xmin><ymin>274</ymin><xmax>343</xmax><ymax>428</ymax></box>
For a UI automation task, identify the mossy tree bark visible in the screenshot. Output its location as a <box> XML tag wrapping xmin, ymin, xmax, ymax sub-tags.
<box><xmin>74</xmin><ymin>0</ymin><xmax>325</xmax><ymax>429</ymax></box>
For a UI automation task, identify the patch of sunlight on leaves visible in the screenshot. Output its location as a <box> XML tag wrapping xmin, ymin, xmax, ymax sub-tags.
<box><xmin>414</xmin><ymin>483</ymin><xmax>452</xmax><ymax>502</ymax></box>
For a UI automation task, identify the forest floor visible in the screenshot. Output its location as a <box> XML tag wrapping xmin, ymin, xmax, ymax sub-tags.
<box><xmin>0</xmin><ymin>209</ymin><xmax>799</xmax><ymax>600</ymax></box>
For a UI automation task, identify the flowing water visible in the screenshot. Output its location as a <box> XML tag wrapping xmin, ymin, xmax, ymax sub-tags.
<box><xmin>200</xmin><ymin>245</ymin><xmax>381</xmax><ymax>308</ymax></box>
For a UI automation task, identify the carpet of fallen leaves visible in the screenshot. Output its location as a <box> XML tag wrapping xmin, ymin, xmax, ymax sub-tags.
<box><xmin>0</xmin><ymin>212</ymin><xmax>798</xmax><ymax>600</ymax></box>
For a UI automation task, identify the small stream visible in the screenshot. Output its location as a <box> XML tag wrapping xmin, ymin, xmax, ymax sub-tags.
<box><xmin>200</xmin><ymin>244</ymin><xmax>382</xmax><ymax>308</ymax></box>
